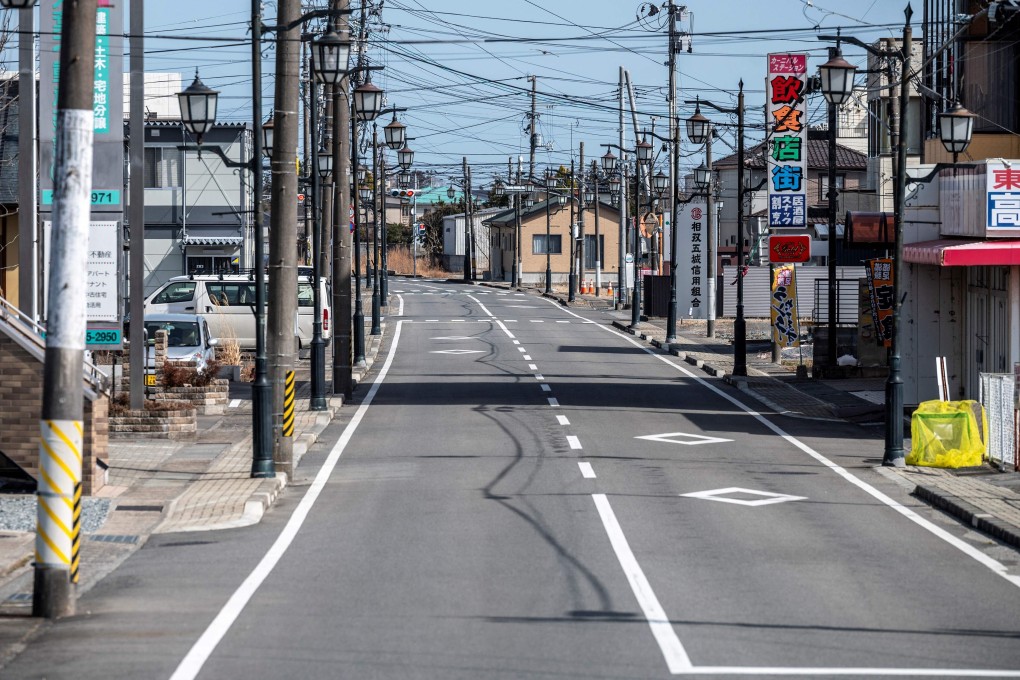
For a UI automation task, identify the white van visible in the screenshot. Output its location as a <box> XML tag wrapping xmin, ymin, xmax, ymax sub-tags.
<box><xmin>142</xmin><ymin>273</ymin><xmax>331</xmax><ymax>349</ymax></box>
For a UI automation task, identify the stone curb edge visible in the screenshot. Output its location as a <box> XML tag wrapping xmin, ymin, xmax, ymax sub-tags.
<box><xmin>913</xmin><ymin>483</ymin><xmax>1020</xmax><ymax>550</ymax></box>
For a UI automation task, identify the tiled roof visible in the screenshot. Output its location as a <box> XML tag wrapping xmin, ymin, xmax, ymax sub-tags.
<box><xmin>714</xmin><ymin>136</ymin><xmax>867</xmax><ymax>171</ymax></box>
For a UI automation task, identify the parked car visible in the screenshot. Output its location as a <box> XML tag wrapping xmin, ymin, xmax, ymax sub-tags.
<box><xmin>141</xmin><ymin>313</ymin><xmax>219</xmax><ymax>371</ymax></box>
<box><xmin>142</xmin><ymin>272</ymin><xmax>331</xmax><ymax>350</ymax></box>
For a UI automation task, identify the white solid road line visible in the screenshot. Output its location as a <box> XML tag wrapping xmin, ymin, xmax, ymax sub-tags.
<box><xmin>578</xmin><ymin>462</ymin><xmax>596</xmax><ymax>479</ymax></box>
<box><xmin>169</xmin><ymin>322</ymin><xmax>406</xmax><ymax>680</ymax></box>
<box><xmin>396</xmin><ymin>294</ymin><xmax>404</xmax><ymax>317</ymax></box>
<box><xmin>592</xmin><ymin>493</ymin><xmax>693</xmax><ymax>673</ymax></box>
<box><xmin>567</xmin><ymin>436</ymin><xmax>582</xmax><ymax>450</ymax></box>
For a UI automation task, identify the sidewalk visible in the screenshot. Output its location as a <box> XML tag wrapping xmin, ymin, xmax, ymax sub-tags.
<box><xmin>0</xmin><ymin>321</ymin><xmax>386</xmax><ymax>631</ymax></box>
<box><xmin>496</xmin><ymin>281</ymin><xmax>1020</xmax><ymax>552</ymax></box>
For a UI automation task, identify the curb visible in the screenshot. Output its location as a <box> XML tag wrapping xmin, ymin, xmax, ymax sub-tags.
<box><xmin>913</xmin><ymin>483</ymin><xmax>1020</xmax><ymax>550</ymax></box>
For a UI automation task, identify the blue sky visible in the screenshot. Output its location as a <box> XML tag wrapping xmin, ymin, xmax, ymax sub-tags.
<box><xmin>8</xmin><ymin>1</ymin><xmax>913</xmax><ymax>187</ymax></box>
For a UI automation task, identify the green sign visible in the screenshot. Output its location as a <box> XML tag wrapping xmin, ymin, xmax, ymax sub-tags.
<box><xmin>41</xmin><ymin>190</ymin><xmax>121</xmax><ymax>206</ymax></box>
<box><xmin>86</xmin><ymin>328</ymin><xmax>121</xmax><ymax>345</ymax></box>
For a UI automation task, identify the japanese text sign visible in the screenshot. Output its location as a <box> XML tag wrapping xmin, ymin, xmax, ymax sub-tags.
<box><xmin>767</xmin><ymin>53</ymin><xmax>808</xmax><ymax>228</ymax></box>
<box><xmin>987</xmin><ymin>160</ymin><xmax>1020</xmax><ymax>235</ymax></box>
<box><xmin>865</xmin><ymin>258</ymin><xmax>894</xmax><ymax>348</ymax></box>
<box><xmin>770</xmin><ymin>264</ymin><xmax>800</xmax><ymax>348</ymax></box>
<box><xmin>677</xmin><ymin>201</ymin><xmax>708</xmax><ymax>319</ymax></box>
<box><xmin>768</xmin><ymin>234</ymin><xmax>811</xmax><ymax>263</ymax></box>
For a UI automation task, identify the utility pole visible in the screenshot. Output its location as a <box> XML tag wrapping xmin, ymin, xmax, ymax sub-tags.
<box><xmin>34</xmin><ymin>0</ymin><xmax>97</xmax><ymax>620</ymax></box>
<box><xmin>467</xmin><ymin>164</ymin><xmax>476</xmax><ymax>280</ymax></box>
<box><xmin>617</xmin><ymin>67</ymin><xmax>626</xmax><ymax>309</ymax></box>
<box><xmin>371</xmin><ymin>124</ymin><xmax>381</xmax><ymax>335</ymax></box>
<box><xmin>568</xmin><ymin>155</ymin><xmax>576</xmax><ymax>302</ymax></box>
<box><xmin>129</xmin><ymin>0</ymin><xmax>145</xmax><ymax>408</ymax></box>
<box><xmin>665</xmin><ymin>1</ymin><xmax>680</xmax><ymax>343</ymax></box>
<box><xmin>462</xmin><ymin>157</ymin><xmax>470</xmax><ymax>280</ymax></box>
<box><xmin>268</xmin><ymin>0</ymin><xmax>300</xmax><ymax>475</ymax></box>
<box><xmin>705</xmin><ymin>133</ymin><xmax>716</xmax><ymax>338</ymax></box>
<box><xmin>332</xmin><ymin>0</ymin><xmax>353</xmax><ymax>400</ymax></box>
<box><xmin>592</xmin><ymin>160</ymin><xmax>601</xmax><ymax>295</ymax></box>
<box><xmin>578</xmin><ymin>142</ymin><xmax>585</xmax><ymax>298</ymax></box>
<box><xmin>17</xmin><ymin>6</ymin><xmax>37</xmax><ymax>322</ymax></box>
<box><xmin>528</xmin><ymin>75</ymin><xmax>537</xmax><ymax>181</ymax></box>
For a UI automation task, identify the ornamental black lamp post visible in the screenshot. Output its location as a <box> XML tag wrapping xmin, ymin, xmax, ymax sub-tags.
<box><xmin>381</xmin><ymin>112</ymin><xmax>407</xmax><ymax>301</ymax></box>
<box><xmin>351</xmin><ymin>77</ymin><xmax>384</xmax><ymax>367</ymax></box>
<box><xmin>632</xmin><ymin>136</ymin><xmax>654</xmax><ymax>329</ymax></box>
<box><xmin>939</xmin><ymin>101</ymin><xmax>975</xmax><ymax>163</ymax></box>
<box><xmin>818</xmin><ymin>43</ymin><xmax>857</xmax><ymax>374</ymax></box>
<box><xmin>307</xmin><ymin>27</ymin><xmax>347</xmax><ymax>410</ymax></box>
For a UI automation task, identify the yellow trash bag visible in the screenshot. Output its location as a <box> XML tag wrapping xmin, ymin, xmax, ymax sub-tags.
<box><xmin>907</xmin><ymin>400</ymin><xmax>987</xmax><ymax>468</ymax></box>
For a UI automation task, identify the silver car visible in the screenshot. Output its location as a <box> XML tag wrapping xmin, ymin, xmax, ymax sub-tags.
<box><xmin>142</xmin><ymin>314</ymin><xmax>219</xmax><ymax>371</ymax></box>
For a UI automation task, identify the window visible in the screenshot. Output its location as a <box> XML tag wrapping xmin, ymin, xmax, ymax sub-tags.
<box><xmin>583</xmin><ymin>235</ymin><xmax>605</xmax><ymax>269</ymax></box>
<box><xmin>187</xmin><ymin>256</ymin><xmax>237</xmax><ymax>276</ymax></box>
<box><xmin>533</xmin><ymin>234</ymin><xmax>562</xmax><ymax>254</ymax></box>
<box><xmin>401</xmin><ymin>205</ymin><xmax>411</xmax><ymax>217</ymax></box>
<box><xmin>207</xmin><ymin>283</ymin><xmax>256</xmax><ymax>306</ymax></box>
<box><xmin>151</xmin><ymin>281</ymin><xmax>196</xmax><ymax>305</ymax></box>
<box><xmin>297</xmin><ymin>283</ymin><xmax>314</xmax><ymax>308</ymax></box>
<box><xmin>818</xmin><ymin>174</ymin><xmax>845</xmax><ymax>202</ymax></box>
<box><xmin>144</xmin><ymin>147</ymin><xmax>182</xmax><ymax>188</ymax></box>
<box><xmin>144</xmin><ymin>321</ymin><xmax>200</xmax><ymax>347</ymax></box>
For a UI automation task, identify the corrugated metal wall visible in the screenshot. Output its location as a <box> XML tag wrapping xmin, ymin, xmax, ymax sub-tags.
<box><xmin>719</xmin><ymin>265</ymin><xmax>866</xmax><ymax>318</ymax></box>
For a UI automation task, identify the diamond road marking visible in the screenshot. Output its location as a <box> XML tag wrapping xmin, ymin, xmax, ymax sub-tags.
<box><xmin>680</xmin><ymin>487</ymin><xmax>807</xmax><ymax>507</ymax></box>
<box><xmin>635</xmin><ymin>432</ymin><xmax>734</xmax><ymax>446</ymax></box>
<box><xmin>430</xmin><ymin>349</ymin><xmax>485</xmax><ymax>355</ymax></box>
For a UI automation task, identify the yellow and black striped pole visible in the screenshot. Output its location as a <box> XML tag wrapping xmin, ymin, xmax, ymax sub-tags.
<box><xmin>282</xmin><ymin>370</ymin><xmax>295</xmax><ymax>437</ymax></box>
<box><xmin>71</xmin><ymin>482</ymin><xmax>82</xmax><ymax>584</ymax></box>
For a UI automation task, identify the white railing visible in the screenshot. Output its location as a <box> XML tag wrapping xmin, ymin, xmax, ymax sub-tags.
<box><xmin>979</xmin><ymin>372</ymin><xmax>1018</xmax><ymax>471</ymax></box>
<box><xmin>0</xmin><ymin>295</ymin><xmax>110</xmax><ymax>395</ymax></box>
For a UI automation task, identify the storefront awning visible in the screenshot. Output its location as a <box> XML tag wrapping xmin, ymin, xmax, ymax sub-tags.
<box><xmin>182</xmin><ymin>236</ymin><xmax>243</xmax><ymax>246</ymax></box>
<box><xmin>904</xmin><ymin>239</ymin><xmax>1020</xmax><ymax>266</ymax></box>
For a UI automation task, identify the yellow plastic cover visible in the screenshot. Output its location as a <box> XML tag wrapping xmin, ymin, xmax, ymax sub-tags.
<box><xmin>907</xmin><ymin>400</ymin><xmax>987</xmax><ymax>469</ymax></box>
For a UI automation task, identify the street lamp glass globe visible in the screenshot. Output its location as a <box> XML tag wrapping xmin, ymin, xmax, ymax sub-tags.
<box><xmin>601</xmin><ymin>150</ymin><xmax>618</xmax><ymax>173</ymax></box>
<box><xmin>524</xmin><ymin>195</ymin><xmax>535</xmax><ymax>209</ymax></box>
<box><xmin>311</xmin><ymin>28</ymin><xmax>350</xmax><ymax>86</ymax></box>
<box><xmin>545</xmin><ymin>169</ymin><xmax>558</xmax><ymax>189</ymax></box>
<box><xmin>493</xmin><ymin>180</ymin><xmax>506</xmax><ymax>197</ymax></box>
<box><xmin>524</xmin><ymin>180</ymin><xmax>536</xmax><ymax>195</ymax></box>
<box><xmin>556</xmin><ymin>194</ymin><xmax>568</xmax><ymax>207</ymax></box>
<box><xmin>178</xmin><ymin>71</ymin><xmax>219</xmax><ymax>141</ymax></box>
<box><xmin>652</xmin><ymin>170</ymin><xmax>669</xmax><ymax>195</ymax></box>
<box><xmin>358</xmin><ymin>185</ymin><xmax>372</xmax><ymax>203</ymax></box>
<box><xmin>636</xmin><ymin>137</ymin><xmax>653</xmax><ymax>164</ymax></box>
<box><xmin>818</xmin><ymin>50</ymin><xmax>857</xmax><ymax>106</ymax></box>
<box><xmin>261</xmin><ymin>117</ymin><xmax>274</xmax><ymax>157</ymax></box>
<box><xmin>583</xmin><ymin>188</ymin><xmax>595</xmax><ymax>205</ymax></box>
<box><xmin>397</xmin><ymin>146</ymin><xmax>414</xmax><ymax>170</ymax></box>
<box><xmin>686</xmin><ymin>103</ymin><xmax>710</xmax><ymax>146</ymax></box>
<box><xmin>383</xmin><ymin>113</ymin><xmax>407</xmax><ymax>151</ymax></box>
<box><xmin>447</xmin><ymin>186</ymin><xmax>456</xmax><ymax>200</ymax></box>
<box><xmin>608</xmin><ymin>174</ymin><xmax>621</xmax><ymax>192</ymax></box>
<box><xmin>939</xmin><ymin>101</ymin><xmax>975</xmax><ymax>155</ymax></box>
<box><xmin>398</xmin><ymin>172</ymin><xmax>411</xmax><ymax>188</ymax></box>
<box><xmin>317</xmin><ymin>145</ymin><xmax>332</xmax><ymax>178</ymax></box>
<box><xmin>693</xmin><ymin>163</ymin><xmax>710</xmax><ymax>191</ymax></box>
<box><xmin>357</xmin><ymin>165</ymin><xmax>368</xmax><ymax>183</ymax></box>
<box><xmin>353</xmin><ymin>80</ymin><xmax>384</xmax><ymax>122</ymax></box>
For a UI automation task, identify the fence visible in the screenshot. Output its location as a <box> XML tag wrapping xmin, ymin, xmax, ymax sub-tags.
<box><xmin>979</xmin><ymin>372</ymin><xmax>1018</xmax><ymax>471</ymax></box>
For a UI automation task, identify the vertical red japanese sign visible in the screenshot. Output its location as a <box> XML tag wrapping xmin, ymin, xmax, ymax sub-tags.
<box><xmin>987</xmin><ymin>160</ymin><xmax>1020</xmax><ymax>236</ymax></box>
<box><xmin>770</xmin><ymin>264</ymin><xmax>800</xmax><ymax>347</ymax></box>
<box><xmin>865</xmin><ymin>258</ymin><xmax>894</xmax><ymax>348</ymax></box>
<box><xmin>767</xmin><ymin>53</ymin><xmax>808</xmax><ymax>228</ymax></box>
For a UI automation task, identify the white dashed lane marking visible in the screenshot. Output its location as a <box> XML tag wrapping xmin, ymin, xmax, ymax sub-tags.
<box><xmin>557</xmin><ymin>415</ymin><xmax>570</xmax><ymax>426</ymax></box>
<box><xmin>578</xmin><ymin>462</ymin><xmax>596</xmax><ymax>479</ymax></box>
<box><xmin>567</xmin><ymin>436</ymin><xmax>582</xmax><ymax>450</ymax></box>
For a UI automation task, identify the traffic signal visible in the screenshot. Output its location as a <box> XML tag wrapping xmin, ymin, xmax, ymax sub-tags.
<box><xmin>388</xmin><ymin>188</ymin><xmax>416</xmax><ymax>199</ymax></box>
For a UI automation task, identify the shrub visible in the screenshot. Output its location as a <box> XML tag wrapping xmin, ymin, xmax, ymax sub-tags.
<box><xmin>160</xmin><ymin>359</ymin><xmax>220</xmax><ymax>388</ymax></box>
<box><xmin>110</xmin><ymin>393</ymin><xmax>191</xmax><ymax>414</ymax></box>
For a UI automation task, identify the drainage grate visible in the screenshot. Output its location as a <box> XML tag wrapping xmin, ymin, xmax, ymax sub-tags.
<box><xmin>88</xmin><ymin>534</ymin><xmax>139</xmax><ymax>544</ymax></box>
<box><xmin>114</xmin><ymin>505</ymin><xmax>163</xmax><ymax>512</ymax></box>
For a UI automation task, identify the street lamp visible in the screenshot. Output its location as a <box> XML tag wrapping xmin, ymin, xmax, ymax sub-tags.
<box><xmin>601</xmin><ymin>150</ymin><xmax>618</xmax><ymax>174</ymax></box>
<box><xmin>397</xmin><ymin>145</ymin><xmax>414</xmax><ymax>170</ymax></box>
<box><xmin>177</xmin><ymin>71</ymin><xmax>218</xmax><ymax>147</ymax></box>
<box><xmin>652</xmin><ymin>169</ymin><xmax>669</xmax><ymax>196</ymax></box>
<box><xmin>447</xmin><ymin>186</ymin><xmax>456</xmax><ymax>200</ymax></box>
<box><xmin>939</xmin><ymin>101</ymin><xmax>975</xmax><ymax>161</ymax></box>
<box><xmin>317</xmin><ymin>144</ymin><xmax>332</xmax><ymax>178</ymax></box>
<box><xmin>311</xmin><ymin>26</ymin><xmax>349</xmax><ymax>86</ymax></box>
<box><xmin>261</xmin><ymin>116</ymin><xmax>274</xmax><ymax>157</ymax></box>
<box><xmin>383</xmin><ymin>112</ymin><xmax>407</xmax><ymax>151</ymax></box>
<box><xmin>353</xmin><ymin>79</ymin><xmax>384</xmax><ymax>121</ymax></box>
<box><xmin>818</xmin><ymin>44</ymin><xmax>858</xmax><ymax>373</ymax></box>
<box><xmin>543</xmin><ymin>170</ymin><xmax>567</xmax><ymax>294</ymax></box>
<box><xmin>686</xmin><ymin>84</ymin><xmax>747</xmax><ymax>373</ymax></box>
